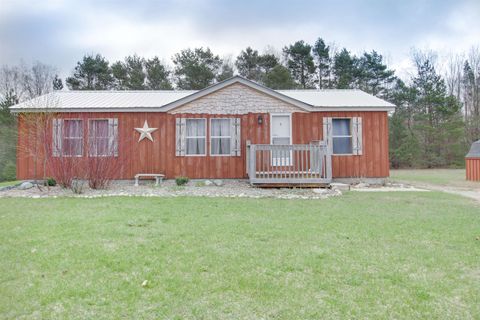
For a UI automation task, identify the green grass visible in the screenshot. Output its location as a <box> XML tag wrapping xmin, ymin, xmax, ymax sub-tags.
<box><xmin>0</xmin><ymin>180</ymin><xmax>20</xmax><ymax>188</ymax></box>
<box><xmin>1</xmin><ymin>193</ymin><xmax>479</xmax><ymax>319</ymax></box>
<box><xmin>391</xmin><ymin>169</ymin><xmax>479</xmax><ymax>189</ymax></box>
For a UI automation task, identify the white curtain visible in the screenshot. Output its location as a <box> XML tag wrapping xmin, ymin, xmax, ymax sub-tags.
<box><xmin>211</xmin><ymin>119</ymin><xmax>231</xmax><ymax>155</ymax></box>
<box><xmin>90</xmin><ymin>120</ymin><xmax>109</xmax><ymax>156</ymax></box>
<box><xmin>186</xmin><ymin>119</ymin><xmax>206</xmax><ymax>155</ymax></box>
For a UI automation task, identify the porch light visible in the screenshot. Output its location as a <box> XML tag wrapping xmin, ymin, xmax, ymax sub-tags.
<box><xmin>257</xmin><ymin>115</ymin><xmax>263</xmax><ymax>125</ymax></box>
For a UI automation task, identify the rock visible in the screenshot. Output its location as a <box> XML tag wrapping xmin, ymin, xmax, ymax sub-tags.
<box><xmin>18</xmin><ymin>182</ymin><xmax>34</xmax><ymax>190</ymax></box>
<box><xmin>356</xmin><ymin>182</ymin><xmax>370</xmax><ymax>188</ymax></box>
<box><xmin>313</xmin><ymin>188</ymin><xmax>330</xmax><ymax>194</ymax></box>
<box><xmin>204</xmin><ymin>180</ymin><xmax>214</xmax><ymax>186</ymax></box>
<box><xmin>213</xmin><ymin>179</ymin><xmax>223</xmax><ymax>186</ymax></box>
<box><xmin>141</xmin><ymin>280</ymin><xmax>148</xmax><ymax>287</ymax></box>
<box><xmin>330</xmin><ymin>182</ymin><xmax>350</xmax><ymax>191</ymax></box>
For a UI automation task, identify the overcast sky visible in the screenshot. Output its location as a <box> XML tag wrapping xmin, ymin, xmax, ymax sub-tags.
<box><xmin>1</xmin><ymin>0</ymin><xmax>479</xmax><ymax>80</ymax></box>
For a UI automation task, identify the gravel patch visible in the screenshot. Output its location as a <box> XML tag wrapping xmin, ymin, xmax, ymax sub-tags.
<box><xmin>0</xmin><ymin>180</ymin><xmax>342</xmax><ymax>200</ymax></box>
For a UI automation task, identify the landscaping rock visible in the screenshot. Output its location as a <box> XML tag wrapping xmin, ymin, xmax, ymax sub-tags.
<box><xmin>204</xmin><ymin>180</ymin><xmax>214</xmax><ymax>186</ymax></box>
<box><xmin>330</xmin><ymin>182</ymin><xmax>350</xmax><ymax>191</ymax></box>
<box><xmin>18</xmin><ymin>182</ymin><xmax>34</xmax><ymax>190</ymax></box>
<box><xmin>313</xmin><ymin>188</ymin><xmax>330</xmax><ymax>194</ymax></box>
<box><xmin>213</xmin><ymin>179</ymin><xmax>224</xmax><ymax>186</ymax></box>
<box><xmin>356</xmin><ymin>182</ymin><xmax>370</xmax><ymax>188</ymax></box>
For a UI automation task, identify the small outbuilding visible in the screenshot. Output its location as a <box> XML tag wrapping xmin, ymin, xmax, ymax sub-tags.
<box><xmin>466</xmin><ymin>140</ymin><xmax>480</xmax><ymax>181</ymax></box>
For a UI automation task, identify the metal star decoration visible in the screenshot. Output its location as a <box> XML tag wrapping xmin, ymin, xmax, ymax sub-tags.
<box><xmin>135</xmin><ymin>120</ymin><xmax>158</xmax><ymax>142</ymax></box>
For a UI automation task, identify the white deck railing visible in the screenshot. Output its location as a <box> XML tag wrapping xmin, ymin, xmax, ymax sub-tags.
<box><xmin>246</xmin><ymin>141</ymin><xmax>332</xmax><ymax>185</ymax></box>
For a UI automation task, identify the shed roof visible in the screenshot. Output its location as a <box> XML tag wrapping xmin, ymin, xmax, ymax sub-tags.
<box><xmin>466</xmin><ymin>140</ymin><xmax>480</xmax><ymax>158</ymax></box>
<box><xmin>10</xmin><ymin>76</ymin><xmax>395</xmax><ymax>113</ymax></box>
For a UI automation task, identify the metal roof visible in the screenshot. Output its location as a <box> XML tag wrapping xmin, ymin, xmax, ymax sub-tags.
<box><xmin>466</xmin><ymin>140</ymin><xmax>480</xmax><ymax>158</ymax></box>
<box><xmin>10</xmin><ymin>76</ymin><xmax>395</xmax><ymax>112</ymax></box>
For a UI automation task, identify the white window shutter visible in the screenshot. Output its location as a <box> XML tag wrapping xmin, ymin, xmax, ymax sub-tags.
<box><xmin>352</xmin><ymin>117</ymin><xmax>363</xmax><ymax>155</ymax></box>
<box><xmin>230</xmin><ymin>118</ymin><xmax>241</xmax><ymax>156</ymax></box>
<box><xmin>175</xmin><ymin>118</ymin><xmax>186</xmax><ymax>156</ymax></box>
<box><xmin>108</xmin><ymin>118</ymin><xmax>118</xmax><ymax>156</ymax></box>
<box><xmin>323</xmin><ymin>117</ymin><xmax>333</xmax><ymax>154</ymax></box>
<box><xmin>52</xmin><ymin>118</ymin><xmax>63</xmax><ymax>156</ymax></box>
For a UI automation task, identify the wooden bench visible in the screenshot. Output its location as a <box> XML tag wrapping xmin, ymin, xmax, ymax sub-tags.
<box><xmin>134</xmin><ymin>173</ymin><xmax>165</xmax><ymax>186</ymax></box>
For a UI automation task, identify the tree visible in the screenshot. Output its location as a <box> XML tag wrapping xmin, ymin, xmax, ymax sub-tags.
<box><xmin>145</xmin><ymin>57</ymin><xmax>172</xmax><ymax>90</ymax></box>
<box><xmin>356</xmin><ymin>51</ymin><xmax>396</xmax><ymax>97</ymax></box>
<box><xmin>235</xmin><ymin>47</ymin><xmax>262</xmax><ymax>81</ymax></box>
<box><xmin>411</xmin><ymin>54</ymin><xmax>465</xmax><ymax>167</ymax></box>
<box><xmin>216</xmin><ymin>58</ymin><xmax>234</xmax><ymax>82</ymax></box>
<box><xmin>283</xmin><ymin>41</ymin><xmax>315</xmax><ymax>88</ymax></box>
<box><xmin>333</xmin><ymin>48</ymin><xmax>357</xmax><ymax>89</ymax></box>
<box><xmin>111</xmin><ymin>55</ymin><xmax>146</xmax><ymax>90</ymax></box>
<box><xmin>53</xmin><ymin>75</ymin><xmax>63</xmax><ymax>91</ymax></box>
<box><xmin>66</xmin><ymin>54</ymin><xmax>113</xmax><ymax>90</ymax></box>
<box><xmin>172</xmin><ymin>48</ymin><xmax>222</xmax><ymax>89</ymax></box>
<box><xmin>111</xmin><ymin>61</ymin><xmax>129</xmax><ymax>89</ymax></box>
<box><xmin>263</xmin><ymin>65</ymin><xmax>296</xmax><ymax>89</ymax></box>
<box><xmin>312</xmin><ymin>38</ymin><xmax>331</xmax><ymax>89</ymax></box>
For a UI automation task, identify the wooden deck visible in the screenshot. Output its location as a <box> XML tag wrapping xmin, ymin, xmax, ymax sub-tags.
<box><xmin>247</xmin><ymin>141</ymin><xmax>332</xmax><ymax>186</ymax></box>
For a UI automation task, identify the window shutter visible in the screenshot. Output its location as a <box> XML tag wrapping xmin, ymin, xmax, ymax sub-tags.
<box><xmin>323</xmin><ymin>117</ymin><xmax>333</xmax><ymax>154</ymax></box>
<box><xmin>352</xmin><ymin>117</ymin><xmax>363</xmax><ymax>155</ymax></box>
<box><xmin>230</xmin><ymin>118</ymin><xmax>241</xmax><ymax>156</ymax></box>
<box><xmin>175</xmin><ymin>118</ymin><xmax>186</xmax><ymax>156</ymax></box>
<box><xmin>52</xmin><ymin>118</ymin><xmax>63</xmax><ymax>156</ymax></box>
<box><xmin>108</xmin><ymin>118</ymin><xmax>119</xmax><ymax>156</ymax></box>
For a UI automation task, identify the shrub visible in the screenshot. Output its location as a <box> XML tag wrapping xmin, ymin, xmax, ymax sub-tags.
<box><xmin>1</xmin><ymin>162</ymin><xmax>16</xmax><ymax>181</ymax></box>
<box><xmin>44</xmin><ymin>177</ymin><xmax>56</xmax><ymax>187</ymax></box>
<box><xmin>175</xmin><ymin>176</ymin><xmax>189</xmax><ymax>186</ymax></box>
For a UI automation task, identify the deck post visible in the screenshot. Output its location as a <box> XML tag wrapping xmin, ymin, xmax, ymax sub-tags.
<box><xmin>248</xmin><ymin>143</ymin><xmax>256</xmax><ymax>182</ymax></box>
<box><xmin>246</xmin><ymin>140</ymin><xmax>251</xmax><ymax>174</ymax></box>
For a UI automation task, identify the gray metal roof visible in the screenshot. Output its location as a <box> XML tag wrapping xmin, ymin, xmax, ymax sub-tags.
<box><xmin>10</xmin><ymin>76</ymin><xmax>395</xmax><ymax>113</ymax></box>
<box><xmin>466</xmin><ymin>140</ymin><xmax>480</xmax><ymax>158</ymax></box>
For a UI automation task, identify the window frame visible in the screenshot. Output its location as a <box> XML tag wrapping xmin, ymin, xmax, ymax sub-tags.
<box><xmin>185</xmin><ymin>118</ymin><xmax>207</xmax><ymax>156</ymax></box>
<box><xmin>88</xmin><ymin>118</ymin><xmax>112</xmax><ymax>157</ymax></box>
<box><xmin>62</xmin><ymin>118</ymin><xmax>84</xmax><ymax>157</ymax></box>
<box><xmin>210</xmin><ymin>118</ymin><xmax>232</xmax><ymax>157</ymax></box>
<box><xmin>332</xmin><ymin>117</ymin><xmax>353</xmax><ymax>156</ymax></box>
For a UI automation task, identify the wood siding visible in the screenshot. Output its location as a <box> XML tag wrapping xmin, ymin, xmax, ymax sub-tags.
<box><xmin>466</xmin><ymin>158</ymin><xmax>480</xmax><ymax>181</ymax></box>
<box><xmin>16</xmin><ymin>111</ymin><xmax>390</xmax><ymax>180</ymax></box>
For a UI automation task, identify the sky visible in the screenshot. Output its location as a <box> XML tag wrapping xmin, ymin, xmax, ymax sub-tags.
<box><xmin>1</xmin><ymin>0</ymin><xmax>479</xmax><ymax>80</ymax></box>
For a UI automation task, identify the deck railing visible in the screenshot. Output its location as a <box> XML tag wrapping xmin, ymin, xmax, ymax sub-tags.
<box><xmin>246</xmin><ymin>141</ymin><xmax>332</xmax><ymax>185</ymax></box>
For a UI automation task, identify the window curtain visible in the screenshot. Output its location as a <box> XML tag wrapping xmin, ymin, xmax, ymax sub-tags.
<box><xmin>211</xmin><ymin>119</ymin><xmax>231</xmax><ymax>155</ymax></box>
<box><xmin>90</xmin><ymin>120</ymin><xmax>109</xmax><ymax>156</ymax></box>
<box><xmin>186</xmin><ymin>119</ymin><xmax>206</xmax><ymax>155</ymax></box>
<box><xmin>63</xmin><ymin>120</ymin><xmax>83</xmax><ymax>156</ymax></box>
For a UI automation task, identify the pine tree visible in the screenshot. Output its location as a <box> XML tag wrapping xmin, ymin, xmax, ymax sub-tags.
<box><xmin>66</xmin><ymin>54</ymin><xmax>113</xmax><ymax>90</ymax></box>
<box><xmin>283</xmin><ymin>41</ymin><xmax>315</xmax><ymax>88</ymax></box>
<box><xmin>145</xmin><ymin>57</ymin><xmax>172</xmax><ymax>90</ymax></box>
<box><xmin>52</xmin><ymin>75</ymin><xmax>63</xmax><ymax>91</ymax></box>
<box><xmin>263</xmin><ymin>65</ymin><xmax>296</xmax><ymax>89</ymax></box>
<box><xmin>356</xmin><ymin>51</ymin><xmax>396</xmax><ymax>97</ymax></box>
<box><xmin>332</xmin><ymin>49</ymin><xmax>357</xmax><ymax>89</ymax></box>
<box><xmin>235</xmin><ymin>47</ymin><xmax>262</xmax><ymax>82</ymax></box>
<box><xmin>312</xmin><ymin>38</ymin><xmax>330</xmax><ymax>89</ymax></box>
<box><xmin>173</xmin><ymin>48</ymin><xmax>222</xmax><ymax>90</ymax></box>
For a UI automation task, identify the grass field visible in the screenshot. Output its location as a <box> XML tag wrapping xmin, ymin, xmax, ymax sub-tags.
<box><xmin>390</xmin><ymin>169</ymin><xmax>479</xmax><ymax>189</ymax></box>
<box><xmin>0</xmin><ymin>180</ymin><xmax>20</xmax><ymax>188</ymax></box>
<box><xmin>1</xmin><ymin>192</ymin><xmax>479</xmax><ymax>319</ymax></box>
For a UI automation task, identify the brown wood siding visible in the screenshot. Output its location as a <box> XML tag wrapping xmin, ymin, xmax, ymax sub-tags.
<box><xmin>16</xmin><ymin>111</ymin><xmax>389</xmax><ymax>180</ymax></box>
<box><xmin>466</xmin><ymin>158</ymin><xmax>480</xmax><ymax>181</ymax></box>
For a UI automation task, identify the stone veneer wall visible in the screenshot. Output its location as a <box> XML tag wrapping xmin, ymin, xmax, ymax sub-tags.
<box><xmin>169</xmin><ymin>83</ymin><xmax>305</xmax><ymax>114</ymax></box>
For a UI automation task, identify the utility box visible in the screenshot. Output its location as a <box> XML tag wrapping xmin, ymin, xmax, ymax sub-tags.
<box><xmin>466</xmin><ymin>140</ymin><xmax>480</xmax><ymax>181</ymax></box>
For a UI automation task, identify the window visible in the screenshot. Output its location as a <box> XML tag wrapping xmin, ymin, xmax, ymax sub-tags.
<box><xmin>332</xmin><ymin>118</ymin><xmax>352</xmax><ymax>154</ymax></box>
<box><xmin>63</xmin><ymin>119</ymin><xmax>83</xmax><ymax>156</ymax></box>
<box><xmin>186</xmin><ymin>119</ymin><xmax>206</xmax><ymax>155</ymax></box>
<box><xmin>89</xmin><ymin>119</ymin><xmax>110</xmax><ymax>156</ymax></box>
<box><xmin>210</xmin><ymin>119</ymin><xmax>231</xmax><ymax>155</ymax></box>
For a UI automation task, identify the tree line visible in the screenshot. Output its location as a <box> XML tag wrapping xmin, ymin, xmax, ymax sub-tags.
<box><xmin>0</xmin><ymin>39</ymin><xmax>479</xmax><ymax>181</ymax></box>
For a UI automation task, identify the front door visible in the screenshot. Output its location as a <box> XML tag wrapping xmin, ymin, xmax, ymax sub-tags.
<box><xmin>271</xmin><ymin>114</ymin><xmax>292</xmax><ymax>166</ymax></box>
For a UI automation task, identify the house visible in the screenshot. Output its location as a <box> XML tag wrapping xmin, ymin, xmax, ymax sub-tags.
<box><xmin>10</xmin><ymin>76</ymin><xmax>395</xmax><ymax>185</ymax></box>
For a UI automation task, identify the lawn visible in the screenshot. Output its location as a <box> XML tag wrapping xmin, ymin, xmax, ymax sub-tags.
<box><xmin>391</xmin><ymin>169</ymin><xmax>479</xmax><ymax>189</ymax></box>
<box><xmin>0</xmin><ymin>193</ymin><xmax>479</xmax><ymax>319</ymax></box>
<box><xmin>0</xmin><ymin>180</ymin><xmax>20</xmax><ymax>188</ymax></box>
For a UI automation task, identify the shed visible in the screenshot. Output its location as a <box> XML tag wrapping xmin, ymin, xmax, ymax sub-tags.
<box><xmin>466</xmin><ymin>140</ymin><xmax>480</xmax><ymax>181</ymax></box>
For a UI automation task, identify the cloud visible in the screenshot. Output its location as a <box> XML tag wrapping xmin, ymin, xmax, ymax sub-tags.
<box><xmin>0</xmin><ymin>0</ymin><xmax>478</xmax><ymax>80</ymax></box>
